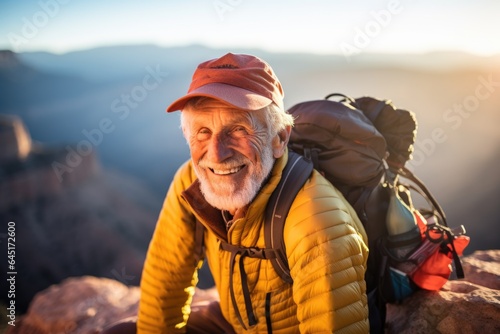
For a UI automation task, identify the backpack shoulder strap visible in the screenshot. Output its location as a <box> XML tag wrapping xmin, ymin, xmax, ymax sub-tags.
<box><xmin>264</xmin><ymin>151</ymin><xmax>314</xmax><ymax>284</ymax></box>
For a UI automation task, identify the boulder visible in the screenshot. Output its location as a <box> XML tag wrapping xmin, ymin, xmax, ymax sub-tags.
<box><xmin>6</xmin><ymin>276</ymin><xmax>140</xmax><ymax>334</ymax></box>
<box><xmin>6</xmin><ymin>276</ymin><xmax>218</xmax><ymax>334</ymax></box>
<box><xmin>386</xmin><ymin>249</ymin><xmax>500</xmax><ymax>333</ymax></box>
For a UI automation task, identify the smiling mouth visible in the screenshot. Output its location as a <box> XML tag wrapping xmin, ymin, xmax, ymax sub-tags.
<box><xmin>209</xmin><ymin>165</ymin><xmax>245</xmax><ymax>175</ymax></box>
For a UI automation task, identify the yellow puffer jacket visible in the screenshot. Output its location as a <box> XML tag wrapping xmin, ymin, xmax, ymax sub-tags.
<box><xmin>138</xmin><ymin>151</ymin><xmax>369</xmax><ymax>333</ymax></box>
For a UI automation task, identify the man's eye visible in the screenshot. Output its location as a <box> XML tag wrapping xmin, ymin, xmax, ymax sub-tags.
<box><xmin>231</xmin><ymin>127</ymin><xmax>248</xmax><ymax>137</ymax></box>
<box><xmin>196</xmin><ymin>128</ymin><xmax>211</xmax><ymax>140</ymax></box>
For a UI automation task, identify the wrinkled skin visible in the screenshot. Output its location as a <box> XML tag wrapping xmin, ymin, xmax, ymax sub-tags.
<box><xmin>182</xmin><ymin>100</ymin><xmax>289</xmax><ymax>214</ymax></box>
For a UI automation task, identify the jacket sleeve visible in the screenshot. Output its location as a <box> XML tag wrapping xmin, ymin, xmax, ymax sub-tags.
<box><xmin>285</xmin><ymin>170</ymin><xmax>370</xmax><ymax>333</ymax></box>
<box><xmin>137</xmin><ymin>162</ymin><xmax>199</xmax><ymax>333</ymax></box>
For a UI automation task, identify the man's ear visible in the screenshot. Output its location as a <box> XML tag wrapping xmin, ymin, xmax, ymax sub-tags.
<box><xmin>272</xmin><ymin>126</ymin><xmax>291</xmax><ymax>158</ymax></box>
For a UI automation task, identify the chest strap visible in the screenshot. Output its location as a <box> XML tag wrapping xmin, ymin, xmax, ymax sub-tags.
<box><xmin>219</xmin><ymin>241</ymin><xmax>279</xmax><ymax>330</ymax></box>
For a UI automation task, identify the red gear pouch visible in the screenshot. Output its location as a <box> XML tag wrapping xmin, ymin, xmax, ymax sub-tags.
<box><xmin>410</xmin><ymin>220</ymin><xmax>470</xmax><ymax>291</ymax></box>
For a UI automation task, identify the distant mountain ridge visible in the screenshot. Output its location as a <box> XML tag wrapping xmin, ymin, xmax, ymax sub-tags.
<box><xmin>0</xmin><ymin>115</ymin><xmax>160</xmax><ymax>313</ymax></box>
<box><xmin>14</xmin><ymin>44</ymin><xmax>500</xmax><ymax>82</ymax></box>
<box><xmin>0</xmin><ymin>50</ymin><xmax>95</xmax><ymax>111</ymax></box>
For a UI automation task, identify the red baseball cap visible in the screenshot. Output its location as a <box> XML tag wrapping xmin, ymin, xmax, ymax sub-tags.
<box><xmin>166</xmin><ymin>53</ymin><xmax>284</xmax><ymax>112</ymax></box>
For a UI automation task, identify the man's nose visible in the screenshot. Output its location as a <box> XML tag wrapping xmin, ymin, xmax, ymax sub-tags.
<box><xmin>207</xmin><ymin>134</ymin><xmax>232</xmax><ymax>162</ymax></box>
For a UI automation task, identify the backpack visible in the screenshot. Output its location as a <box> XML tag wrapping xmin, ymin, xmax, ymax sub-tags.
<box><xmin>193</xmin><ymin>93</ymin><xmax>470</xmax><ymax>332</ymax></box>
<box><xmin>263</xmin><ymin>93</ymin><xmax>470</xmax><ymax>330</ymax></box>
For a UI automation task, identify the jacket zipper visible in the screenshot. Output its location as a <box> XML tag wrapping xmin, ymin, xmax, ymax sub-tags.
<box><xmin>265</xmin><ymin>292</ymin><xmax>273</xmax><ymax>334</ymax></box>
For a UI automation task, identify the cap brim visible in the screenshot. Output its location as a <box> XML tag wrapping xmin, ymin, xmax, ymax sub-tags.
<box><xmin>166</xmin><ymin>83</ymin><xmax>273</xmax><ymax>112</ymax></box>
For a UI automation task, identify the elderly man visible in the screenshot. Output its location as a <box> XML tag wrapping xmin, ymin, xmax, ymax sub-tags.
<box><xmin>103</xmin><ymin>53</ymin><xmax>369</xmax><ymax>333</ymax></box>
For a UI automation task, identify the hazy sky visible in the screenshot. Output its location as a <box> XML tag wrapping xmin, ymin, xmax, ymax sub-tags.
<box><xmin>1</xmin><ymin>0</ymin><xmax>499</xmax><ymax>55</ymax></box>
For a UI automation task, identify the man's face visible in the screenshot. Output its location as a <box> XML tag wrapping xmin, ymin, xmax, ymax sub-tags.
<box><xmin>182</xmin><ymin>100</ymin><xmax>281</xmax><ymax>214</ymax></box>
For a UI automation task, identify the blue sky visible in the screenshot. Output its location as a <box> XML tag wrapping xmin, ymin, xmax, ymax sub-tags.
<box><xmin>1</xmin><ymin>0</ymin><xmax>499</xmax><ymax>55</ymax></box>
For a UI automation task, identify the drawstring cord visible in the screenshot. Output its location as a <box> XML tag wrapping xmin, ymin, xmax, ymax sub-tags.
<box><xmin>220</xmin><ymin>241</ymin><xmax>279</xmax><ymax>330</ymax></box>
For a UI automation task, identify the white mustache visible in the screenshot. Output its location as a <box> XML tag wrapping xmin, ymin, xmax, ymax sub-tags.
<box><xmin>198</xmin><ymin>157</ymin><xmax>249</xmax><ymax>171</ymax></box>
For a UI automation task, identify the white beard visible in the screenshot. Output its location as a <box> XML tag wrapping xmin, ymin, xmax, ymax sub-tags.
<box><xmin>194</xmin><ymin>145</ymin><xmax>275</xmax><ymax>212</ymax></box>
